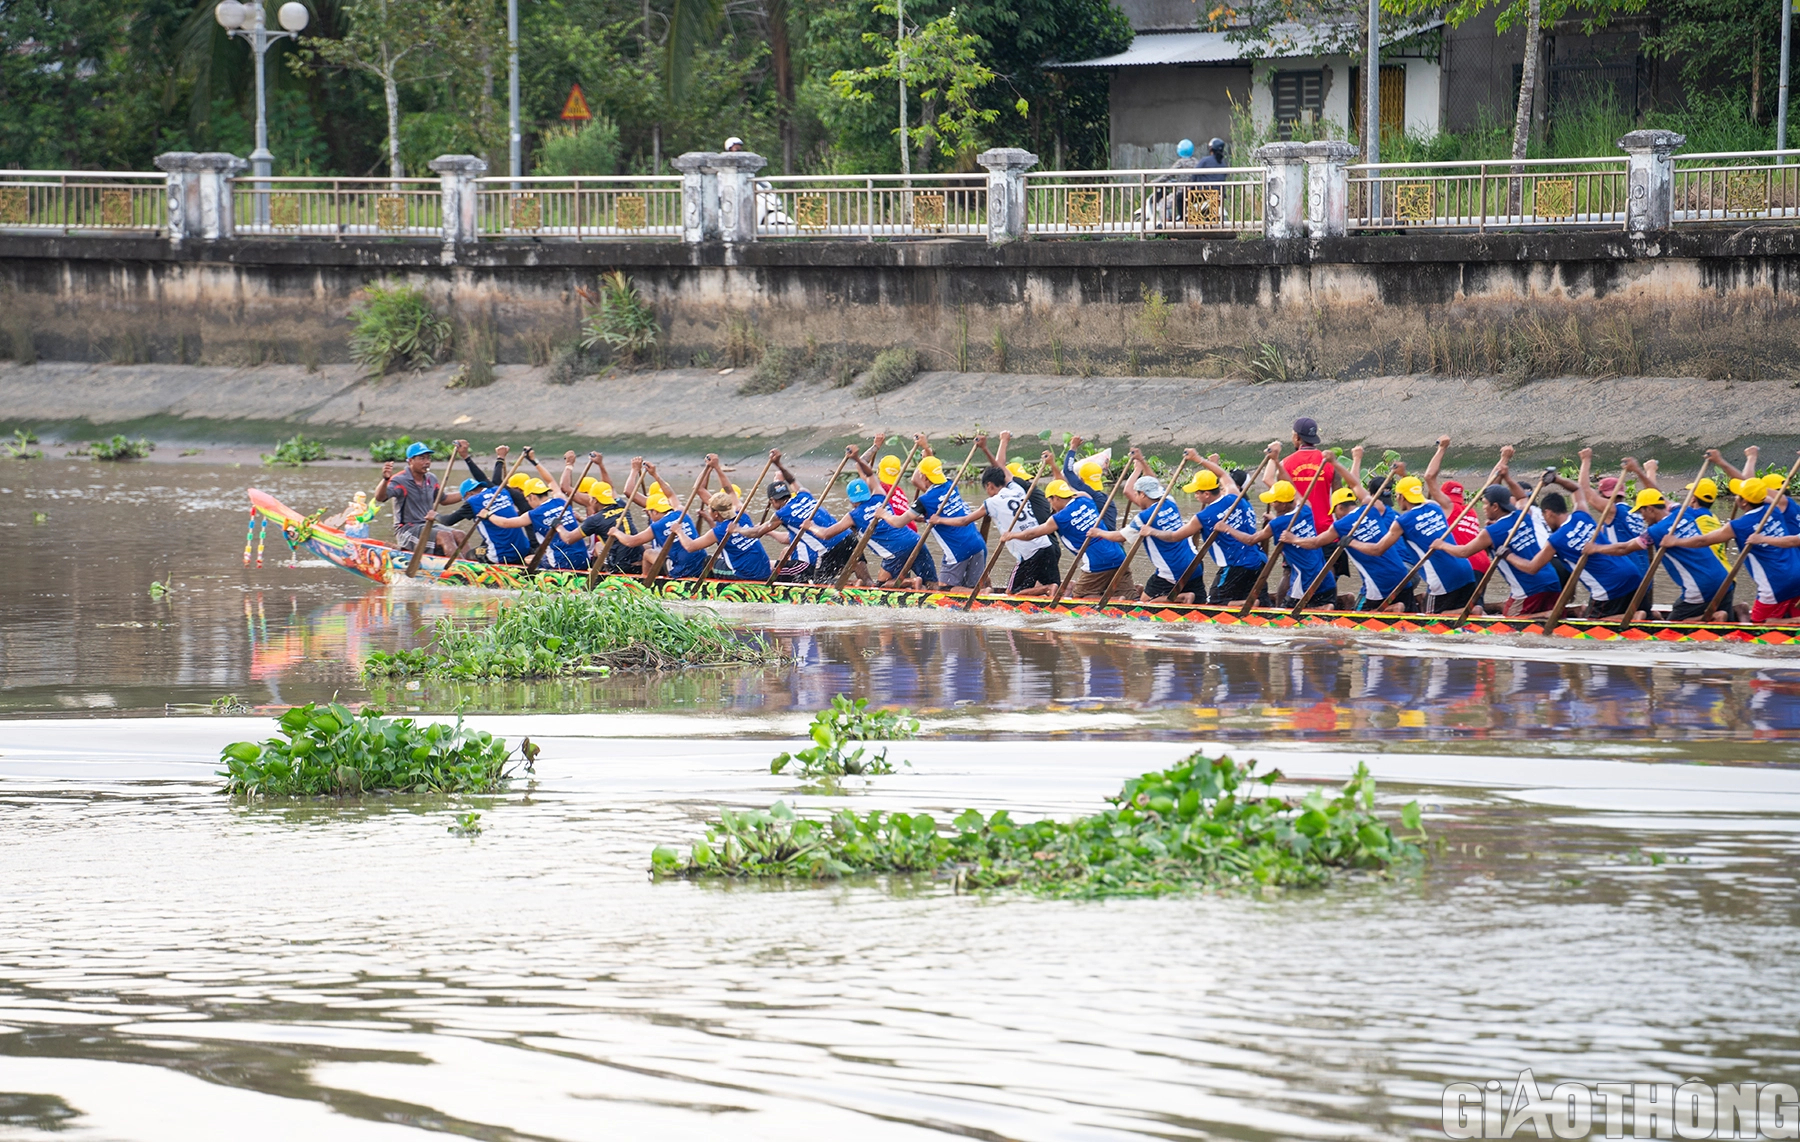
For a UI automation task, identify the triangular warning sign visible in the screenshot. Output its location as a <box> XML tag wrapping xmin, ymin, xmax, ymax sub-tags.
<box><xmin>560</xmin><ymin>83</ymin><xmax>591</xmax><ymax>122</ymax></box>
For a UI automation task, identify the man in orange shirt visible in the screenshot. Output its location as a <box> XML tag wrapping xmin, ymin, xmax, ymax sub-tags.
<box><xmin>1277</xmin><ymin>417</ymin><xmax>1337</xmax><ymax>526</ymax></box>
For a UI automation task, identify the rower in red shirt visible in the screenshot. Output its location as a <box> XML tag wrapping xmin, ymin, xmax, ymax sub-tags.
<box><xmin>1277</xmin><ymin>416</ymin><xmax>1337</xmax><ymax>525</ymax></box>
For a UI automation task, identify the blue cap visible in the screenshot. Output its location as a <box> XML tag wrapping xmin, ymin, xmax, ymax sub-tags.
<box><xmin>846</xmin><ymin>478</ymin><xmax>874</xmax><ymax>503</ymax></box>
<box><xmin>459</xmin><ymin>478</ymin><xmax>479</xmax><ymax>496</ymax></box>
<box><xmin>1177</xmin><ymin>139</ymin><xmax>1194</xmax><ymax>157</ymax></box>
<box><xmin>404</xmin><ymin>441</ymin><xmax>434</xmax><ymax>459</ymax></box>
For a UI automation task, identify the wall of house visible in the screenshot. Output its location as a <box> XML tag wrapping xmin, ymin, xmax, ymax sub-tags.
<box><xmin>1109</xmin><ymin>66</ymin><xmax>1252</xmax><ymax>168</ymax></box>
<box><xmin>1405</xmin><ymin>59</ymin><xmax>1442</xmax><ymax>136</ymax></box>
<box><xmin>1248</xmin><ymin>57</ymin><xmax>1440</xmax><ymax>140</ymax></box>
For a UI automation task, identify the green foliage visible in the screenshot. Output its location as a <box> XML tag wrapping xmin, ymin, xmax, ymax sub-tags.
<box><xmin>771</xmin><ymin>695</ymin><xmax>919</xmax><ymax>777</ymax></box>
<box><xmin>219</xmin><ymin>702</ymin><xmax>517</xmax><ymax>798</ymax></box>
<box><xmin>579</xmin><ymin>271</ymin><xmax>659</xmax><ymax>366</ymax></box>
<box><xmin>262</xmin><ymin>434</ymin><xmax>330</xmax><ymax>467</ymax></box>
<box><xmin>363</xmin><ymin>580</ymin><xmax>774</xmax><ymax>679</ymax></box>
<box><xmin>534</xmin><ymin>116</ymin><xmax>622</xmax><ymax>176</ymax></box>
<box><xmin>148</xmin><ymin>575</ymin><xmax>172</xmax><ymax>599</ymax></box>
<box><xmin>88</xmin><ymin>435</ymin><xmax>153</xmax><ymax>461</ymax></box>
<box><xmin>1366</xmin><ymin>449</ymin><xmax>1406</xmax><ymax>478</ymax></box>
<box><xmin>858</xmin><ymin>347</ymin><xmax>921</xmax><ymax>397</ymax></box>
<box><xmin>3</xmin><ymin>430</ymin><xmax>41</xmax><ymax>460</ymax></box>
<box><xmin>350</xmin><ymin>283</ymin><xmax>453</xmax><ymax>376</ymax></box>
<box><xmin>30</xmin><ymin>511</ymin><xmax>46</xmax><ymax>525</ymax></box>
<box><xmin>449</xmin><ymin>810</ymin><xmax>484</xmax><ymax>836</ymax></box>
<box><xmin>654</xmin><ymin>753</ymin><xmax>1425</xmax><ymax>897</ymax></box>
<box><xmin>739</xmin><ymin>342</ymin><xmax>864</xmax><ymax>394</ymax></box>
<box><xmin>368</xmin><ymin>436</ymin><xmax>452</xmax><ymax>463</ymax></box>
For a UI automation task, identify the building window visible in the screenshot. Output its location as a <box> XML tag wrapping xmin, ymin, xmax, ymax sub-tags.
<box><xmin>1273</xmin><ymin>70</ymin><xmax>1325</xmax><ymax>139</ymax></box>
<box><xmin>1350</xmin><ymin>65</ymin><xmax>1407</xmax><ymax>143</ymax></box>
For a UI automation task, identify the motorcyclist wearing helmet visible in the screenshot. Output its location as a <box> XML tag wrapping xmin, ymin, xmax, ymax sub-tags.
<box><xmin>1194</xmin><ymin>137</ymin><xmax>1227</xmax><ymax>184</ymax></box>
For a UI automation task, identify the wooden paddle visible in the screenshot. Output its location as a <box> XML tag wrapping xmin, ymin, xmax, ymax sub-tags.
<box><xmin>1546</xmin><ymin>464</ymin><xmax>1627</xmax><ymax>624</ymax></box>
<box><xmin>1050</xmin><ymin>461</ymin><xmax>1134</xmax><ymax>604</ymax></box>
<box><xmin>894</xmin><ymin>438</ymin><xmax>984</xmax><ymax>585</ymax></box>
<box><xmin>694</xmin><ymin>451</ymin><xmax>778</xmax><ymax>588</ymax></box>
<box><xmin>440</xmin><ymin>446</ymin><xmax>532</xmax><ymax>574</ymax></box>
<box><xmin>1456</xmin><ymin>464</ymin><xmax>1560</xmax><ymax>624</ymax></box>
<box><xmin>1169</xmin><ymin>453</ymin><xmax>1273</xmax><ymax>604</ymax></box>
<box><xmin>401</xmin><ymin>447</ymin><xmax>459</xmax><ymax>579</ymax></box>
<box><xmin>1237</xmin><ymin>449</ymin><xmax>1333</xmax><ymax>617</ymax></box>
<box><xmin>1617</xmin><ymin>455</ymin><xmax>1712</xmax><ymax>629</ymax></box>
<box><xmin>961</xmin><ymin>459</ymin><xmax>1051</xmax><ymax>611</ymax></box>
<box><xmin>642</xmin><ymin>467</ymin><xmax>713</xmax><ymax>586</ymax></box>
<box><xmin>1097</xmin><ymin>457</ymin><xmax>1190</xmax><ymax>608</ymax></box>
<box><xmin>1290</xmin><ymin>466</ymin><xmax>1397</xmax><ymax>616</ymax></box>
<box><xmin>1377</xmin><ymin>455</ymin><xmax>1507</xmax><ymax>611</ymax></box>
<box><xmin>834</xmin><ymin>438</ymin><xmax>924</xmax><ymax>590</ymax></box>
<box><xmin>524</xmin><ymin>453</ymin><xmax>600</xmax><ymax>573</ymax></box>
<box><xmin>762</xmin><ymin>443</ymin><xmax>865</xmax><ymax>586</ymax></box>
<box><xmin>586</xmin><ymin>464</ymin><xmax>645</xmax><ymax>589</ymax></box>
<box><xmin>1700</xmin><ymin>451</ymin><xmax>1800</xmax><ymax>619</ymax></box>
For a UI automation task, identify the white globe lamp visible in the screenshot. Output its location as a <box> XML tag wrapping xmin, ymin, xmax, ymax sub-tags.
<box><xmin>277</xmin><ymin>3</ymin><xmax>309</xmax><ymax>32</ymax></box>
<box><xmin>213</xmin><ymin>1</ymin><xmax>246</xmax><ymax>29</ymax></box>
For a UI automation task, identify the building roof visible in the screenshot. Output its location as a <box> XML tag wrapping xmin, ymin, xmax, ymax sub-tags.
<box><xmin>1050</xmin><ymin>20</ymin><xmax>1445</xmax><ymax>68</ymax></box>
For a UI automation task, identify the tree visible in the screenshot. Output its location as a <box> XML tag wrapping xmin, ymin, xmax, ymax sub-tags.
<box><xmin>830</xmin><ymin>0</ymin><xmax>1015</xmax><ymax>175</ymax></box>
<box><xmin>1642</xmin><ymin>0</ymin><xmax>1779</xmax><ymax>126</ymax></box>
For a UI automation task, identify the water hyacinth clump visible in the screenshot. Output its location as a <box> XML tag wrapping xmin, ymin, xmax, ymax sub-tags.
<box><xmin>364</xmin><ymin>581</ymin><xmax>775</xmax><ymax>679</ymax></box>
<box><xmin>219</xmin><ymin>702</ymin><xmax>520</xmax><ymax>798</ymax></box>
<box><xmin>771</xmin><ymin>695</ymin><xmax>919</xmax><ymax>778</ymax></box>
<box><xmin>653</xmin><ymin>753</ymin><xmax>1424</xmax><ymax>898</ymax></box>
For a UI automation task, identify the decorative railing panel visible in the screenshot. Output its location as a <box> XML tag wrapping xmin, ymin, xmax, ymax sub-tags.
<box><xmin>1348</xmin><ymin>158</ymin><xmax>1630</xmax><ymax>231</ymax></box>
<box><xmin>0</xmin><ymin>173</ymin><xmax>167</xmax><ymax>234</ymax></box>
<box><xmin>232</xmin><ymin>177</ymin><xmax>443</xmax><ymax>238</ymax></box>
<box><xmin>474</xmin><ymin>177</ymin><xmax>683</xmax><ymax>239</ymax></box>
<box><xmin>1025</xmin><ymin>168</ymin><xmax>1264</xmax><ymax>237</ymax></box>
<box><xmin>754</xmin><ymin>174</ymin><xmax>987</xmax><ymax>239</ymax></box>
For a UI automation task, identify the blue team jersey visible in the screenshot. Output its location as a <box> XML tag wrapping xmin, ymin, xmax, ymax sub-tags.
<box><xmin>1194</xmin><ymin>496</ymin><xmax>1265</xmax><ymax>569</ymax></box>
<box><xmin>916</xmin><ymin>482</ymin><xmax>987</xmax><ymax>563</ymax></box>
<box><xmin>1270</xmin><ymin>505</ymin><xmax>1331</xmax><ymax>598</ymax></box>
<box><xmin>1397</xmin><ymin>501</ymin><xmax>1476</xmax><ymax>595</ymax></box>
<box><xmin>1133</xmin><ymin>499</ymin><xmax>1196</xmax><ymax>583</ymax></box>
<box><xmin>1062</xmin><ymin>456</ymin><xmax>1117</xmax><ymax>529</ymax></box>
<box><xmin>470</xmin><ymin>487</ymin><xmax>531</xmax><ymax>563</ymax></box>
<box><xmin>1053</xmin><ymin>493</ymin><xmax>1124</xmax><ymax>572</ymax></box>
<box><xmin>650</xmin><ymin>513</ymin><xmax>709</xmax><ymax>577</ymax></box>
<box><xmin>1483</xmin><ymin>508</ymin><xmax>1562</xmax><ymax>598</ymax></box>
<box><xmin>710</xmin><ymin>513</ymin><xmax>772</xmax><ymax>580</ymax></box>
<box><xmin>1548</xmin><ymin>510</ymin><xmax>1643</xmax><ymax>603</ymax></box>
<box><xmin>527</xmin><ymin>497</ymin><xmax>588</xmax><ymax>569</ymax></box>
<box><xmin>774</xmin><ymin>491</ymin><xmax>837</xmax><ymax>563</ymax></box>
<box><xmin>850</xmin><ymin>499</ymin><xmax>920</xmax><ymax>563</ymax></box>
<box><xmin>1335</xmin><ymin>503</ymin><xmax>1412</xmax><ymax>599</ymax></box>
<box><xmin>1646</xmin><ymin>508</ymin><xmax>1729</xmax><ymax>604</ymax></box>
<box><xmin>1731</xmin><ymin>504</ymin><xmax>1800</xmax><ymax>604</ymax></box>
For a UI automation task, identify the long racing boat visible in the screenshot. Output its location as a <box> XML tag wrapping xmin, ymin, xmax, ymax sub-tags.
<box><xmin>246</xmin><ymin>488</ymin><xmax>1800</xmax><ymax>645</ymax></box>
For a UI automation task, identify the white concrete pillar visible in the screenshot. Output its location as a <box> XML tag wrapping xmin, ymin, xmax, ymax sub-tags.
<box><xmin>1254</xmin><ymin>143</ymin><xmax>1307</xmax><ymax>240</ymax></box>
<box><xmin>710</xmin><ymin>152</ymin><xmax>766</xmax><ymax>243</ymax></box>
<box><xmin>428</xmin><ymin>154</ymin><xmax>488</xmax><ymax>259</ymax></box>
<box><xmin>154</xmin><ymin>152</ymin><xmax>248</xmax><ymax>244</ymax></box>
<box><xmin>977</xmin><ymin>147</ymin><xmax>1038</xmax><ymax>244</ymax></box>
<box><xmin>1617</xmin><ymin>129</ymin><xmax>1686</xmax><ymax>234</ymax></box>
<box><xmin>671</xmin><ymin>152</ymin><xmax>718</xmax><ymax>243</ymax></box>
<box><xmin>1303</xmin><ymin>141</ymin><xmax>1360</xmax><ymax>238</ymax></box>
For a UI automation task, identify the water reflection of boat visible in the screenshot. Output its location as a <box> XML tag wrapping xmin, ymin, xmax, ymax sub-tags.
<box><xmin>249</xmin><ymin>487</ymin><xmax>1800</xmax><ymax>647</ymax></box>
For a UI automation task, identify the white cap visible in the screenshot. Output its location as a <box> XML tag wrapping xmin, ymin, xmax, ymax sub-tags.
<box><xmin>723</xmin><ymin>137</ymin><xmax>745</xmax><ymax>150</ymax></box>
<box><xmin>1134</xmin><ymin>476</ymin><xmax>1165</xmax><ymax>499</ymax></box>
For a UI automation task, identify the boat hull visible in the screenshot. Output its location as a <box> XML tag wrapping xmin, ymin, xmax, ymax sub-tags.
<box><xmin>246</xmin><ymin>488</ymin><xmax>1800</xmax><ymax>646</ymax></box>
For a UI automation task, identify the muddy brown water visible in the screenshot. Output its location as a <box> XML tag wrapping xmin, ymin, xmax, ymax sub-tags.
<box><xmin>1</xmin><ymin>459</ymin><xmax>1797</xmax><ymax>1140</ymax></box>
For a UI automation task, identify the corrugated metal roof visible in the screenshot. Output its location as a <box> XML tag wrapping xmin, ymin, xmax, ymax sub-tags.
<box><xmin>1051</xmin><ymin>20</ymin><xmax>1445</xmax><ymax>68</ymax></box>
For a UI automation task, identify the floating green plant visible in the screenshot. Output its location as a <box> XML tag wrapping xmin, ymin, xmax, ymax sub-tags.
<box><xmin>219</xmin><ymin>702</ymin><xmax>521</xmax><ymax>798</ymax></box>
<box><xmin>87</xmin><ymin>434</ymin><xmax>152</xmax><ymax>461</ymax></box>
<box><xmin>262</xmin><ymin>433</ymin><xmax>329</xmax><ymax>466</ymax></box>
<box><xmin>771</xmin><ymin>695</ymin><xmax>918</xmax><ymax>778</ymax></box>
<box><xmin>653</xmin><ymin>753</ymin><xmax>1424</xmax><ymax>898</ymax></box>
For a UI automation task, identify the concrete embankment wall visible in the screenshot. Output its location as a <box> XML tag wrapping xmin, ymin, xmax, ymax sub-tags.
<box><xmin>6</xmin><ymin>230</ymin><xmax>1800</xmax><ymax>381</ymax></box>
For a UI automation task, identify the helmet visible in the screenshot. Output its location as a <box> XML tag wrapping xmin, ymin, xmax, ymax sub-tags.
<box><xmin>1176</xmin><ymin>139</ymin><xmax>1195</xmax><ymax>158</ymax></box>
<box><xmin>1208</xmin><ymin>137</ymin><xmax>1226</xmax><ymax>154</ymax></box>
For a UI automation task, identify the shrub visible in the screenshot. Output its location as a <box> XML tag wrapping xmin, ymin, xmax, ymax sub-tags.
<box><xmin>220</xmin><ymin>702</ymin><xmax>523</xmax><ymax>798</ymax></box>
<box><xmin>262</xmin><ymin>433</ymin><xmax>329</xmax><ymax>466</ymax></box>
<box><xmin>368</xmin><ymin>436</ymin><xmax>451</xmax><ymax>462</ymax></box>
<box><xmin>88</xmin><ymin>434</ymin><xmax>152</xmax><ymax>461</ymax></box>
<box><xmin>449</xmin><ymin>320</ymin><xmax>497</xmax><ymax>389</ymax></box>
<box><xmin>545</xmin><ymin>343</ymin><xmax>592</xmax><ymax>385</ymax></box>
<box><xmin>363</xmin><ymin>580</ymin><xmax>776</xmax><ymax>679</ymax></box>
<box><xmin>534</xmin><ymin>116</ymin><xmax>622</xmax><ymax>176</ymax></box>
<box><xmin>739</xmin><ymin>345</ymin><xmax>801</xmax><ymax>395</ymax></box>
<box><xmin>579</xmin><ymin>270</ymin><xmax>658</xmax><ymax>366</ymax></box>
<box><xmin>771</xmin><ymin>695</ymin><xmax>920</xmax><ymax>777</ymax></box>
<box><xmin>858</xmin><ymin>347</ymin><xmax>921</xmax><ymax>397</ymax></box>
<box><xmin>653</xmin><ymin>752</ymin><xmax>1425</xmax><ymax>897</ymax></box>
<box><xmin>349</xmin><ymin>282</ymin><xmax>452</xmax><ymax>376</ymax></box>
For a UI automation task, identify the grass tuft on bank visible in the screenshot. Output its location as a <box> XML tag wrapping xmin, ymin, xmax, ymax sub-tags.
<box><xmin>365</xmin><ymin>580</ymin><xmax>775</xmax><ymax>680</ymax></box>
<box><xmin>220</xmin><ymin>702</ymin><xmax>524</xmax><ymax>797</ymax></box>
<box><xmin>653</xmin><ymin>753</ymin><xmax>1423</xmax><ymax>896</ymax></box>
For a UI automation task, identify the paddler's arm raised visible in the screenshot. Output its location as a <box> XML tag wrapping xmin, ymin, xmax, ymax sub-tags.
<box><xmin>852</xmin><ymin>434</ymin><xmax>885</xmax><ymax>478</ymax></box>
<box><xmin>1422</xmin><ymin>436</ymin><xmax>1455</xmax><ymax>509</ymax></box>
<box><xmin>770</xmin><ymin>447</ymin><xmax>800</xmax><ymax>488</ymax></box>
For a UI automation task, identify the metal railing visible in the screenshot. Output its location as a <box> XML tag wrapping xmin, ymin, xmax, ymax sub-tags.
<box><xmin>474</xmin><ymin>176</ymin><xmax>683</xmax><ymax>239</ymax></box>
<box><xmin>754</xmin><ymin>173</ymin><xmax>987</xmax><ymax>239</ymax></box>
<box><xmin>1025</xmin><ymin>168</ymin><xmax>1265</xmax><ymax>237</ymax></box>
<box><xmin>232</xmin><ymin>176</ymin><xmax>443</xmax><ymax>238</ymax></box>
<box><xmin>1673</xmin><ymin>151</ymin><xmax>1800</xmax><ymax>224</ymax></box>
<box><xmin>1348</xmin><ymin>157</ymin><xmax>1630</xmax><ymax>231</ymax></box>
<box><xmin>0</xmin><ymin>172</ymin><xmax>167</xmax><ymax>234</ymax></box>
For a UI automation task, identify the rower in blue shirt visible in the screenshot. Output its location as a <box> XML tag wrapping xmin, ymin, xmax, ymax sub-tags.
<box><xmin>999</xmin><ymin>454</ymin><xmax>1131</xmax><ymax>598</ymax></box>
<box><xmin>1115</xmin><ymin>447</ymin><xmax>1194</xmax><ymax>601</ymax></box>
<box><xmin>1145</xmin><ymin>446</ymin><xmax>1274</xmax><ymax>605</ymax></box>
<box><xmin>808</xmin><ymin>478</ymin><xmax>936</xmax><ymax>588</ymax></box>
<box><xmin>1211</xmin><ymin>477</ymin><xmax>1334</xmax><ymax>605</ymax></box>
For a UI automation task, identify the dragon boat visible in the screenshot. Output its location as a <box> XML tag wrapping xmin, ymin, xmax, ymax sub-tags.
<box><xmin>247</xmin><ymin>488</ymin><xmax>1800</xmax><ymax>645</ymax></box>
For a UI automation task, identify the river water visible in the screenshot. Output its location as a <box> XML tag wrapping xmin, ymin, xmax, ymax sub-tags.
<box><xmin>2</xmin><ymin>458</ymin><xmax>1798</xmax><ymax>1140</ymax></box>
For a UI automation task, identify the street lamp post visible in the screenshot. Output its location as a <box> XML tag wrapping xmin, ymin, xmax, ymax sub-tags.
<box><xmin>214</xmin><ymin>0</ymin><xmax>310</xmax><ymax>184</ymax></box>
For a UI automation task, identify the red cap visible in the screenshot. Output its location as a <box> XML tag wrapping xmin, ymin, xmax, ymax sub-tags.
<box><xmin>1597</xmin><ymin>476</ymin><xmax>1620</xmax><ymax>497</ymax></box>
<box><xmin>1441</xmin><ymin>480</ymin><xmax>1465</xmax><ymax>502</ymax></box>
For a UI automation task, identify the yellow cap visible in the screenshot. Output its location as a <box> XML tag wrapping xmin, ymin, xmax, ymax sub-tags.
<box><xmin>1763</xmin><ymin>474</ymin><xmax>1788</xmax><ymax>497</ymax></box>
<box><xmin>1635</xmin><ymin>488</ymin><xmax>1668</xmax><ymax>509</ymax></box>
<box><xmin>1731</xmin><ymin>477</ymin><xmax>1768</xmax><ymax>505</ymax></box>
<box><xmin>1330</xmin><ymin>486</ymin><xmax>1359</xmax><ymax>508</ymax></box>
<box><xmin>1685</xmin><ymin>477</ymin><xmax>1719</xmax><ymax>502</ymax></box>
<box><xmin>591</xmin><ymin>480</ymin><xmax>617</xmax><ymax>505</ymax></box>
<box><xmin>1005</xmin><ymin>460</ymin><xmax>1030</xmax><ymax>480</ymax></box>
<box><xmin>506</xmin><ymin>473</ymin><xmax>530</xmax><ymax>489</ymax></box>
<box><xmin>522</xmin><ymin>477</ymin><xmax>551</xmax><ymax>496</ymax></box>
<box><xmin>1396</xmin><ymin>475</ymin><xmax>1426</xmax><ymax>504</ymax></box>
<box><xmin>919</xmin><ymin>455</ymin><xmax>947</xmax><ymax>485</ymax></box>
<box><xmin>644</xmin><ymin>489</ymin><xmax>673</xmax><ymax>513</ymax></box>
<box><xmin>731</xmin><ymin>484</ymin><xmax>743</xmax><ymax>499</ymax></box>
<box><xmin>877</xmin><ymin>455</ymin><xmax>903</xmax><ymax>484</ymax></box>
<box><xmin>1182</xmin><ymin>469</ymin><xmax>1220</xmax><ymax>493</ymax></box>
<box><xmin>1044</xmin><ymin>479</ymin><xmax>1078</xmax><ymax>500</ymax></box>
<box><xmin>1260</xmin><ymin>480</ymin><xmax>1298</xmax><ymax>504</ymax></box>
<box><xmin>1075</xmin><ymin>456</ymin><xmax>1104</xmax><ymax>489</ymax></box>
